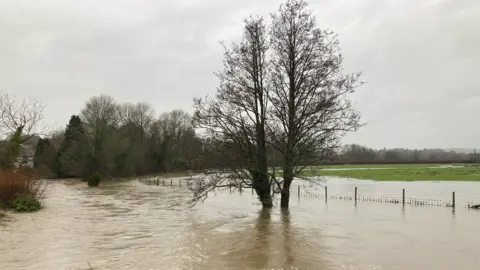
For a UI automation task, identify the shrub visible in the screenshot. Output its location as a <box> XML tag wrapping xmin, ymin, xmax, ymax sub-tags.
<box><xmin>87</xmin><ymin>172</ymin><xmax>101</xmax><ymax>187</ymax></box>
<box><xmin>0</xmin><ymin>170</ymin><xmax>46</xmax><ymax>212</ymax></box>
<box><xmin>11</xmin><ymin>194</ymin><xmax>41</xmax><ymax>212</ymax></box>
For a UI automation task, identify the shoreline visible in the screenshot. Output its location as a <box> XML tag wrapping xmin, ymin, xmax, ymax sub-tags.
<box><xmin>45</xmin><ymin>171</ymin><xmax>194</xmax><ymax>182</ymax></box>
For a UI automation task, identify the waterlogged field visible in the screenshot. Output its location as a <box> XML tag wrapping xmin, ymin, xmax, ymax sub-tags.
<box><xmin>1</xmin><ymin>179</ymin><xmax>480</xmax><ymax>270</ymax></box>
<box><xmin>301</xmin><ymin>164</ymin><xmax>480</xmax><ymax>181</ymax></box>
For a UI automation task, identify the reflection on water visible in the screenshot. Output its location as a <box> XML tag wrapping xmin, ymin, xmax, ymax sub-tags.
<box><xmin>0</xmin><ymin>179</ymin><xmax>480</xmax><ymax>270</ymax></box>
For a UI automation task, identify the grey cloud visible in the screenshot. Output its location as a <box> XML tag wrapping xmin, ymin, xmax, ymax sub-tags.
<box><xmin>0</xmin><ymin>0</ymin><xmax>478</xmax><ymax>149</ymax></box>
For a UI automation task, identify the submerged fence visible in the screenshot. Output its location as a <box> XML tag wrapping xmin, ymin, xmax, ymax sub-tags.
<box><xmin>138</xmin><ymin>176</ymin><xmax>480</xmax><ymax>210</ymax></box>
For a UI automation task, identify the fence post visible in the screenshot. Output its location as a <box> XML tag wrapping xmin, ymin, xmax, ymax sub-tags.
<box><xmin>452</xmin><ymin>191</ymin><xmax>456</xmax><ymax>208</ymax></box>
<box><xmin>298</xmin><ymin>186</ymin><xmax>300</xmax><ymax>198</ymax></box>
<box><xmin>354</xmin><ymin>186</ymin><xmax>357</xmax><ymax>202</ymax></box>
<box><xmin>402</xmin><ymin>188</ymin><xmax>405</xmax><ymax>206</ymax></box>
<box><xmin>170</xmin><ymin>179</ymin><xmax>173</xmax><ymax>187</ymax></box>
<box><xmin>229</xmin><ymin>185</ymin><xmax>232</xmax><ymax>193</ymax></box>
<box><xmin>325</xmin><ymin>186</ymin><xmax>328</xmax><ymax>202</ymax></box>
<box><xmin>162</xmin><ymin>179</ymin><xmax>165</xmax><ymax>186</ymax></box>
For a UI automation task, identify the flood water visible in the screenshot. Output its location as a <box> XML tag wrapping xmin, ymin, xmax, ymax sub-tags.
<box><xmin>1</xmin><ymin>178</ymin><xmax>480</xmax><ymax>270</ymax></box>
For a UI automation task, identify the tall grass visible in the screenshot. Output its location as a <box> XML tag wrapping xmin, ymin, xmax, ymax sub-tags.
<box><xmin>0</xmin><ymin>169</ymin><xmax>47</xmax><ymax>211</ymax></box>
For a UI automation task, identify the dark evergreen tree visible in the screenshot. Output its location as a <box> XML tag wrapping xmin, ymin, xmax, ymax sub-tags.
<box><xmin>33</xmin><ymin>138</ymin><xmax>57</xmax><ymax>177</ymax></box>
<box><xmin>55</xmin><ymin>115</ymin><xmax>88</xmax><ymax>178</ymax></box>
<box><xmin>0</xmin><ymin>126</ymin><xmax>24</xmax><ymax>169</ymax></box>
<box><xmin>34</xmin><ymin>138</ymin><xmax>49</xmax><ymax>168</ymax></box>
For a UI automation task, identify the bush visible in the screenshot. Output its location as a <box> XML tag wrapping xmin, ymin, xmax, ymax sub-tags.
<box><xmin>87</xmin><ymin>172</ymin><xmax>101</xmax><ymax>187</ymax></box>
<box><xmin>11</xmin><ymin>194</ymin><xmax>41</xmax><ymax>212</ymax></box>
<box><xmin>0</xmin><ymin>170</ymin><xmax>46</xmax><ymax>212</ymax></box>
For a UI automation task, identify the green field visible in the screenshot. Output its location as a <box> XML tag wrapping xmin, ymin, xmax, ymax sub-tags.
<box><xmin>300</xmin><ymin>164</ymin><xmax>480</xmax><ymax>181</ymax></box>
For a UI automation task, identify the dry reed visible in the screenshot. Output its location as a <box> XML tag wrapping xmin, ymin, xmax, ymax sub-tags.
<box><xmin>0</xmin><ymin>169</ymin><xmax>47</xmax><ymax>209</ymax></box>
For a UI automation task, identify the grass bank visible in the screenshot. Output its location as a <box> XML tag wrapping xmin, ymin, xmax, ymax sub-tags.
<box><xmin>302</xmin><ymin>164</ymin><xmax>480</xmax><ymax>181</ymax></box>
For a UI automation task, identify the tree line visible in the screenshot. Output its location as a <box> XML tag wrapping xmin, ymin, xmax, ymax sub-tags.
<box><xmin>31</xmin><ymin>96</ymin><xmax>207</xmax><ymax>179</ymax></box>
<box><xmin>337</xmin><ymin>144</ymin><xmax>476</xmax><ymax>164</ymax></box>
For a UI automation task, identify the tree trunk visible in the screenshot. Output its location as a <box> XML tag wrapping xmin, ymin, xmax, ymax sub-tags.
<box><xmin>259</xmin><ymin>191</ymin><xmax>273</xmax><ymax>208</ymax></box>
<box><xmin>280</xmin><ymin>165</ymin><xmax>294</xmax><ymax>208</ymax></box>
<box><xmin>253</xmin><ymin>169</ymin><xmax>273</xmax><ymax>209</ymax></box>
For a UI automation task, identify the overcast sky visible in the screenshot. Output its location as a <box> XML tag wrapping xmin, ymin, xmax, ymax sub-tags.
<box><xmin>0</xmin><ymin>0</ymin><xmax>478</xmax><ymax>149</ymax></box>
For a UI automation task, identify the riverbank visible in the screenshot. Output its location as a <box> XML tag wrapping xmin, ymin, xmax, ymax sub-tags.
<box><xmin>306</xmin><ymin>164</ymin><xmax>480</xmax><ymax>181</ymax></box>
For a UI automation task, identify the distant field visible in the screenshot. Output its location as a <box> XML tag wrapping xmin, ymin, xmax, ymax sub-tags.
<box><xmin>301</xmin><ymin>164</ymin><xmax>480</xmax><ymax>181</ymax></box>
<box><xmin>319</xmin><ymin>164</ymin><xmax>442</xmax><ymax>169</ymax></box>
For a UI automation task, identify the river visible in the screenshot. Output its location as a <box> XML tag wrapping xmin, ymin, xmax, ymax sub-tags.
<box><xmin>1</xmin><ymin>178</ymin><xmax>480</xmax><ymax>270</ymax></box>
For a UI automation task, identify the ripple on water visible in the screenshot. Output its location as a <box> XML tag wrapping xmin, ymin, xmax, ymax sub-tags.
<box><xmin>1</xmin><ymin>180</ymin><xmax>480</xmax><ymax>270</ymax></box>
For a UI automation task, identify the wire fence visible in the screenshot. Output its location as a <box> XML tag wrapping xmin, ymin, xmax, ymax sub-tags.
<box><xmin>138</xmin><ymin>176</ymin><xmax>480</xmax><ymax>210</ymax></box>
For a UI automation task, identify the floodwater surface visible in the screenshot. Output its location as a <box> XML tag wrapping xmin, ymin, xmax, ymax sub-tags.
<box><xmin>1</xmin><ymin>179</ymin><xmax>480</xmax><ymax>270</ymax></box>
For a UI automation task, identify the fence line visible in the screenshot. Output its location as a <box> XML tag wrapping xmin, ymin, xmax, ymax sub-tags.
<box><xmin>138</xmin><ymin>176</ymin><xmax>480</xmax><ymax>209</ymax></box>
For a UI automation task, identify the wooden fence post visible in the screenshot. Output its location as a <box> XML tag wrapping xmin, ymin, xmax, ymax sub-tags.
<box><xmin>452</xmin><ymin>191</ymin><xmax>456</xmax><ymax>208</ymax></box>
<box><xmin>170</xmin><ymin>179</ymin><xmax>173</xmax><ymax>187</ymax></box>
<box><xmin>402</xmin><ymin>189</ymin><xmax>405</xmax><ymax>206</ymax></box>
<box><xmin>297</xmin><ymin>186</ymin><xmax>300</xmax><ymax>198</ymax></box>
<box><xmin>354</xmin><ymin>186</ymin><xmax>357</xmax><ymax>202</ymax></box>
<box><xmin>325</xmin><ymin>186</ymin><xmax>328</xmax><ymax>202</ymax></box>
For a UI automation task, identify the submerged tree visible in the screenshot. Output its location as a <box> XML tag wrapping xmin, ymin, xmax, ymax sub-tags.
<box><xmin>269</xmin><ymin>0</ymin><xmax>362</xmax><ymax>208</ymax></box>
<box><xmin>190</xmin><ymin>16</ymin><xmax>273</xmax><ymax>208</ymax></box>
<box><xmin>190</xmin><ymin>0</ymin><xmax>363</xmax><ymax>209</ymax></box>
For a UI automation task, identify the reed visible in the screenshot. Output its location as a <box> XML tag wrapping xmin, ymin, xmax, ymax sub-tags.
<box><xmin>0</xmin><ymin>169</ymin><xmax>46</xmax><ymax>212</ymax></box>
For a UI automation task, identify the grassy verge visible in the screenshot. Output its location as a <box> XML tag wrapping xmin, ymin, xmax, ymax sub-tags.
<box><xmin>318</xmin><ymin>164</ymin><xmax>447</xmax><ymax>169</ymax></box>
<box><xmin>300</xmin><ymin>164</ymin><xmax>480</xmax><ymax>181</ymax></box>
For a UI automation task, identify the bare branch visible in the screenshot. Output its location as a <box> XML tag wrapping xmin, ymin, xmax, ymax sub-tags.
<box><xmin>191</xmin><ymin>16</ymin><xmax>274</xmax><ymax>208</ymax></box>
<box><xmin>0</xmin><ymin>90</ymin><xmax>48</xmax><ymax>141</ymax></box>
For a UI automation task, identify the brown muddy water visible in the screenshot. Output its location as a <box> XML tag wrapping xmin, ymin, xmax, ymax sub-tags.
<box><xmin>1</xmin><ymin>179</ymin><xmax>480</xmax><ymax>270</ymax></box>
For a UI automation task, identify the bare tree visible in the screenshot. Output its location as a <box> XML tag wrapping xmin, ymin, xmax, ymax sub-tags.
<box><xmin>132</xmin><ymin>102</ymin><xmax>155</xmax><ymax>143</ymax></box>
<box><xmin>81</xmin><ymin>95</ymin><xmax>119</xmax><ymax>176</ymax></box>
<box><xmin>268</xmin><ymin>0</ymin><xmax>362</xmax><ymax>208</ymax></box>
<box><xmin>191</xmin><ymin>16</ymin><xmax>273</xmax><ymax>208</ymax></box>
<box><xmin>118</xmin><ymin>103</ymin><xmax>154</xmax><ymax>131</ymax></box>
<box><xmin>0</xmin><ymin>90</ymin><xmax>48</xmax><ymax>142</ymax></box>
<box><xmin>117</xmin><ymin>102</ymin><xmax>136</xmax><ymax>126</ymax></box>
<box><xmin>118</xmin><ymin>102</ymin><xmax>155</xmax><ymax>143</ymax></box>
<box><xmin>152</xmin><ymin>109</ymin><xmax>195</xmax><ymax>171</ymax></box>
<box><xmin>157</xmin><ymin>109</ymin><xmax>191</xmax><ymax>143</ymax></box>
